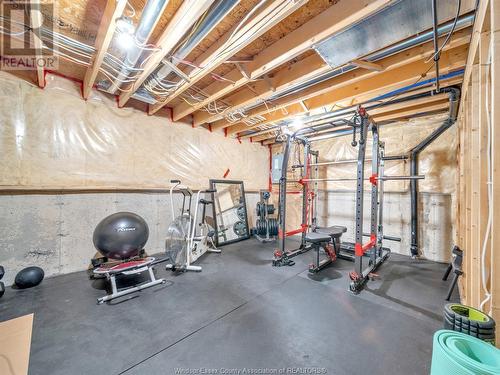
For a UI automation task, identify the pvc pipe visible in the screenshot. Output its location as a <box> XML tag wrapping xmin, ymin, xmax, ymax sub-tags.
<box><xmin>409</xmin><ymin>87</ymin><xmax>460</xmax><ymax>256</ymax></box>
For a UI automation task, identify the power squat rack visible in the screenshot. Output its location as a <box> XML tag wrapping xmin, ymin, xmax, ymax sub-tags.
<box><xmin>273</xmin><ymin>107</ymin><xmax>424</xmax><ymax>293</ymax></box>
<box><xmin>272</xmin><ymin>132</ymin><xmax>319</xmax><ymax>267</ymax></box>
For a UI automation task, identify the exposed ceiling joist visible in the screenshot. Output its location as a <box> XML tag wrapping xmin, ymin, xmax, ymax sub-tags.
<box><xmin>83</xmin><ymin>0</ymin><xmax>128</xmax><ymax>99</ymax></box>
<box><xmin>246</xmin><ymin>45</ymin><xmax>468</xmax><ymax>141</ymax></box>
<box><xmin>260</xmin><ymin>100</ymin><xmax>450</xmax><ymax>146</ymax></box>
<box><xmin>195</xmin><ymin>52</ymin><xmax>328</xmax><ymax>127</ymax></box>
<box><xmin>148</xmin><ymin>0</ymin><xmax>309</xmax><ymax>116</ymax></box>
<box><xmin>350</xmin><ymin>59</ymin><xmax>384</xmax><ymax>72</ymax></box>
<box><xmin>373</xmin><ymin>99</ymin><xmax>450</xmax><ymax>122</ymax></box>
<box><xmin>30</xmin><ymin>0</ymin><xmax>45</xmax><ymax>88</ymax></box>
<box><xmin>173</xmin><ymin>0</ymin><xmax>394</xmax><ymax>123</ymax></box>
<box><xmin>242</xmin><ymin>91</ymin><xmax>452</xmax><ymax>140</ymax></box>
<box><xmin>259</xmin><ymin>100</ymin><xmax>451</xmax><ymax>145</ymax></box>
<box><xmin>222</xmin><ymin>29</ymin><xmax>471</xmax><ymax>135</ymax></box>
<box><xmin>117</xmin><ymin>0</ymin><xmax>214</xmax><ymax>107</ymax></box>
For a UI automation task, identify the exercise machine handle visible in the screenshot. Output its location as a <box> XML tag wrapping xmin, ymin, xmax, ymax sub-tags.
<box><xmin>170</xmin><ymin>179</ymin><xmax>181</xmax><ymax>184</ymax></box>
<box><xmin>204</xmin><ymin>189</ymin><xmax>217</xmax><ymax>193</ymax></box>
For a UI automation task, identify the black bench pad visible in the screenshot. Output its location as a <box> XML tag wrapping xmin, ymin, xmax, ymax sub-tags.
<box><xmin>305</xmin><ymin>232</ymin><xmax>332</xmax><ymax>244</ymax></box>
<box><xmin>316</xmin><ymin>225</ymin><xmax>347</xmax><ymax>238</ymax></box>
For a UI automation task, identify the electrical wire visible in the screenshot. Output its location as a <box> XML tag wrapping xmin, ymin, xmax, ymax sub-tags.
<box><xmin>425</xmin><ymin>0</ymin><xmax>461</xmax><ymax>63</ymax></box>
<box><xmin>479</xmin><ymin>37</ymin><xmax>493</xmax><ymax>314</ymax></box>
<box><xmin>157</xmin><ymin>0</ymin><xmax>289</xmax><ymax>100</ymax></box>
<box><xmin>0</xmin><ymin>25</ymin><xmax>29</xmax><ymax>36</ymax></box>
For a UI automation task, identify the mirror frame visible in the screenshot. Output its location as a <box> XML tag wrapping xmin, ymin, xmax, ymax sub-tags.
<box><xmin>209</xmin><ymin>179</ymin><xmax>250</xmax><ymax>246</ymax></box>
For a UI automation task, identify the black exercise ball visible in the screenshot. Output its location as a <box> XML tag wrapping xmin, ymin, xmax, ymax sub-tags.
<box><xmin>15</xmin><ymin>266</ymin><xmax>44</xmax><ymax>289</ymax></box>
<box><xmin>93</xmin><ymin>212</ymin><xmax>149</xmax><ymax>260</ymax></box>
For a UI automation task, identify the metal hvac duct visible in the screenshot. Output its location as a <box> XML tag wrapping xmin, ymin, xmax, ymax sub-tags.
<box><xmin>136</xmin><ymin>0</ymin><xmax>238</xmax><ymax>102</ymax></box>
<box><xmin>108</xmin><ymin>0</ymin><xmax>170</xmax><ymax>94</ymax></box>
<box><xmin>313</xmin><ymin>0</ymin><xmax>465</xmax><ymax>69</ymax></box>
<box><xmin>234</xmin><ymin>12</ymin><xmax>473</xmax><ymax>127</ymax></box>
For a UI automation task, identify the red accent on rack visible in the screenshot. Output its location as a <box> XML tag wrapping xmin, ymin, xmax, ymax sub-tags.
<box><xmin>369</xmin><ymin>173</ymin><xmax>378</xmax><ymax>186</ymax></box>
<box><xmin>355</xmin><ymin>234</ymin><xmax>377</xmax><ymax>256</ymax></box>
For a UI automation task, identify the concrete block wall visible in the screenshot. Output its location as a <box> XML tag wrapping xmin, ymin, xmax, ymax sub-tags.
<box><xmin>316</xmin><ymin>191</ymin><xmax>453</xmax><ymax>262</ymax></box>
<box><xmin>0</xmin><ymin>192</ymin><xmax>260</xmax><ymax>285</ymax></box>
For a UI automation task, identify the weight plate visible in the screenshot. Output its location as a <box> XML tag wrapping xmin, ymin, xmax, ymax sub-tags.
<box><xmin>237</xmin><ymin>205</ymin><xmax>247</xmax><ymax>221</ymax></box>
<box><xmin>233</xmin><ymin>221</ymin><xmax>247</xmax><ymax>237</ymax></box>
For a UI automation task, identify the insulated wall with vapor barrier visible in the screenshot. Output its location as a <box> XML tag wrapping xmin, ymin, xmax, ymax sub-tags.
<box><xmin>0</xmin><ymin>72</ymin><xmax>268</xmax><ymax>283</ymax></box>
<box><xmin>0</xmin><ymin>72</ymin><xmax>268</xmax><ymax>191</ymax></box>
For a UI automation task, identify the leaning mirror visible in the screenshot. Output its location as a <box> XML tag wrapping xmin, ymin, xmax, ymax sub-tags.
<box><xmin>209</xmin><ymin>180</ymin><xmax>250</xmax><ymax>246</ymax></box>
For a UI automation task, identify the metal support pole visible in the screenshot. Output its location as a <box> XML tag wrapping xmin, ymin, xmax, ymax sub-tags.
<box><xmin>369</xmin><ymin>124</ymin><xmax>380</xmax><ymax>265</ymax></box>
<box><xmin>312</xmin><ymin>150</ymin><xmax>319</xmax><ymax>230</ymax></box>
<box><xmin>409</xmin><ymin>87</ymin><xmax>460</xmax><ymax>257</ymax></box>
<box><xmin>354</xmin><ymin>114</ymin><xmax>369</xmax><ymax>278</ymax></box>
<box><xmin>377</xmin><ymin>144</ymin><xmax>386</xmax><ymax>253</ymax></box>
<box><xmin>298</xmin><ymin>175</ymin><xmax>424</xmax><ymax>182</ymax></box>
<box><xmin>431</xmin><ymin>0</ymin><xmax>441</xmax><ymax>93</ymax></box>
<box><xmin>309</xmin><ymin>155</ymin><xmax>407</xmax><ymax>166</ymax></box>
<box><xmin>278</xmin><ymin>135</ymin><xmax>292</xmax><ymax>257</ymax></box>
<box><xmin>300</xmin><ymin>160</ymin><xmax>309</xmax><ymax>248</ymax></box>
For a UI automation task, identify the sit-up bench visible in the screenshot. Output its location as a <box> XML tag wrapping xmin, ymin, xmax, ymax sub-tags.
<box><xmin>306</xmin><ymin>226</ymin><xmax>347</xmax><ymax>273</ymax></box>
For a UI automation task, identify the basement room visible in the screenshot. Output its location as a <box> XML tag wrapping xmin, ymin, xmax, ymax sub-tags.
<box><xmin>1</xmin><ymin>0</ymin><xmax>500</xmax><ymax>374</ymax></box>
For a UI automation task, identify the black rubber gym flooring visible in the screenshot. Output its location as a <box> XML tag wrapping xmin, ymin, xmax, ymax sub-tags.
<box><xmin>0</xmin><ymin>239</ymin><xmax>458</xmax><ymax>375</ymax></box>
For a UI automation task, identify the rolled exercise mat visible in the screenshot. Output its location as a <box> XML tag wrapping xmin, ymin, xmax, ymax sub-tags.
<box><xmin>431</xmin><ymin>330</ymin><xmax>500</xmax><ymax>375</ymax></box>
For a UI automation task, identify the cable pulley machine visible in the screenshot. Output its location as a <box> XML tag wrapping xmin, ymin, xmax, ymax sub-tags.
<box><xmin>273</xmin><ymin>134</ymin><xmax>318</xmax><ymax>267</ymax></box>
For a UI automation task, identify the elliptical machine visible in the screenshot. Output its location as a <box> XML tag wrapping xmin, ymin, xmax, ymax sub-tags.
<box><xmin>165</xmin><ymin>180</ymin><xmax>220</xmax><ymax>273</ymax></box>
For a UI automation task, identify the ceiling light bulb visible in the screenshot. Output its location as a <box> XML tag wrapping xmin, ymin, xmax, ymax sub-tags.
<box><xmin>281</xmin><ymin>126</ymin><xmax>292</xmax><ymax>136</ymax></box>
<box><xmin>116</xmin><ymin>32</ymin><xmax>134</xmax><ymax>50</ymax></box>
<box><xmin>290</xmin><ymin>118</ymin><xmax>303</xmax><ymax>129</ymax></box>
<box><xmin>116</xmin><ymin>16</ymin><xmax>135</xmax><ymax>35</ymax></box>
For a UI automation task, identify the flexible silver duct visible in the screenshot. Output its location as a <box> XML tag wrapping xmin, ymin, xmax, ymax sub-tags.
<box><xmin>141</xmin><ymin>0</ymin><xmax>238</xmax><ymax>99</ymax></box>
<box><xmin>108</xmin><ymin>0</ymin><xmax>170</xmax><ymax>94</ymax></box>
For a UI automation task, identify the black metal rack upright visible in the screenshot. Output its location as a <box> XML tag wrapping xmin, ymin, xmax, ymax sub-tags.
<box><xmin>347</xmin><ymin>108</ymin><xmax>391</xmax><ymax>293</ymax></box>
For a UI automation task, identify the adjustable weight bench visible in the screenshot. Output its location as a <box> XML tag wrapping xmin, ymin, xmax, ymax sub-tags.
<box><xmin>307</xmin><ymin>226</ymin><xmax>348</xmax><ymax>273</ymax></box>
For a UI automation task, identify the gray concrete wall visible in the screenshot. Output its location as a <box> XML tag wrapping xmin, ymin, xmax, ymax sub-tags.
<box><xmin>0</xmin><ymin>189</ymin><xmax>452</xmax><ymax>285</ymax></box>
<box><xmin>0</xmin><ymin>192</ymin><xmax>259</xmax><ymax>285</ymax></box>
<box><xmin>316</xmin><ymin>191</ymin><xmax>453</xmax><ymax>262</ymax></box>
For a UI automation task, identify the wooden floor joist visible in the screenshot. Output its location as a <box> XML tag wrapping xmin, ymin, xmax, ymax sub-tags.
<box><xmin>236</xmin><ymin>44</ymin><xmax>468</xmax><ymax>141</ymax></box>
<box><xmin>240</xmin><ymin>90</ymin><xmax>452</xmax><ymax>140</ymax></box>
<box><xmin>217</xmin><ymin>30</ymin><xmax>471</xmax><ymax>135</ymax></box>
<box><xmin>175</xmin><ymin>0</ymin><xmax>394</xmax><ymax>124</ymax></box>
<box><xmin>117</xmin><ymin>0</ymin><xmax>214</xmax><ymax>107</ymax></box>
<box><xmin>148</xmin><ymin>0</ymin><xmax>308</xmax><ymax>116</ymax></box>
<box><xmin>252</xmin><ymin>96</ymin><xmax>450</xmax><ymax>143</ymax></box>
<box><xmin>350</xmin><ymin>59</ymin><xmax>384</xmax><ymax>72</ymax></box>
<box><xmin>82</xmin><ymin>0</ymin><xmax>128</xmax><ymax>99</ymax></box>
